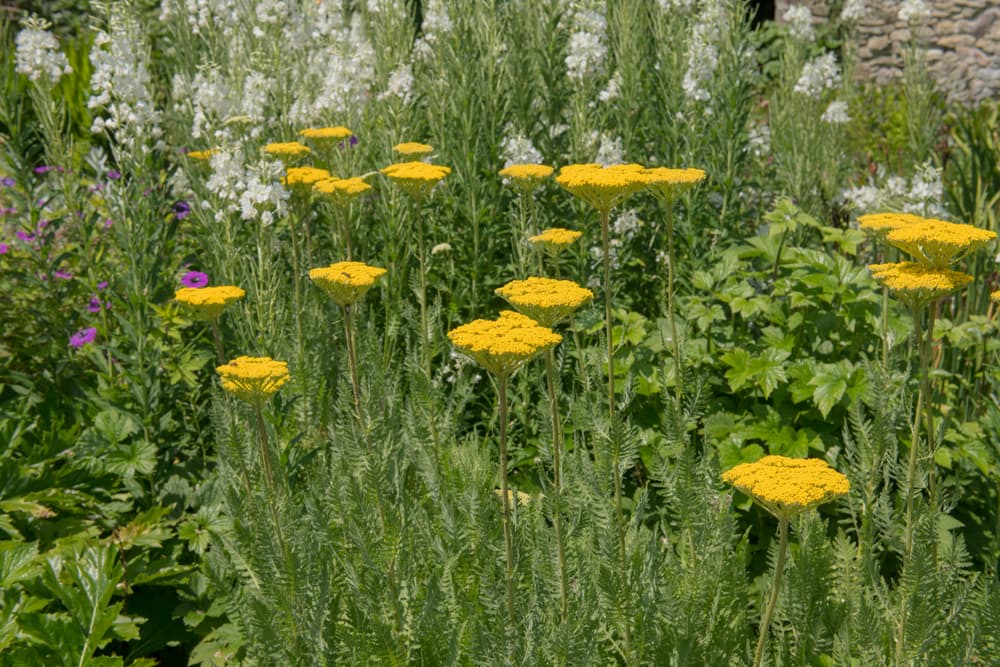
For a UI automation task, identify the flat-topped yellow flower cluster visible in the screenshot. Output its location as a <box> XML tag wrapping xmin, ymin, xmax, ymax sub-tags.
<box><xmin>186</xmin><ymin>149</ymin><xmax>217</xmax><ymax>161</ymax></box>
<box><xmin>555</xmin><ymin>163</ymin><xmax>648</xmax><ymax>213</ymax></box>
<box><xmin>381</xmin><ymin>161</ymin><xmax>452</xmax><ymax>200</ymax></box>
<box><xmin>495</xmin><ymin>277</ymin><xmax>593</xmax><ymax>328</ymax></box>
<box><xmin>216</xmin><ymin>356</ymin><xmax>290</xmax><ymax>404</ymax></box>
<box><xmin>723</xmin><ymin>455</ymin><xmax>850</xmax><ymax>520</ymax></box>
<box><xmin>868</xmin><ymin>262</ymin><xmax>974</xmax><ymax>306</ymax></box>
<box><xmin>885</xmin><ymin>218</ymin><xmax>996</xmax><ymax>269</ymax></box>
<box><xmin>448</xmin><ymin>310</ymin><xmax>562</xmax><ymax>378</ymax></box>
<box><xmin>529</xmin><ymin>227</ymin><xmax>583</xmax><ymax>253</ymax></box>
<box><xmin>499</xmin><ymin>164</ymin><xmax>554</xmax><ymax>190</ymax></box>
<box><xmin>299</xmin><ymin>126</ymin><xmax>352</xmax><ymax>141</ymax></box>
<box><xmin>641</xmin><ymin>167</ymin><xmax>707</xmax><ymax>202</ymax></box>
<box><xmin>313</xmin><ymin>176</ymin><xmax>371</xmax><ymax>205</ymax></box>
<box><xmin>393</xmin><ymin>142</ymin><xmax>434</xmax><ymax>157</ymax></box>
<box><xmin>282</xmin><ymin>166</ymin><xmax>331</xmax><ymax>188</ymax></box>
<box><xmin>263</xmin><ymin>141</ymin><xmax>311</xmax><ymax>157</ymax></box>
<box><xmin>174</xmin><ymin>285</ymin><xmax>246</xmax><ymax>321</ymax></box>
<box><xmin>857</xmin><ymin>212</ymin><xmax>924</xmax><ymax>236</ymax></box>
<box><xmin>309</xmin><ymin>261</ymin><xmax>387</xmax><ymax>307</ymax></box>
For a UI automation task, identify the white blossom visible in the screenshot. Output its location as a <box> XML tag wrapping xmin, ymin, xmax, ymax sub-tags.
<box><xmin>782</xmin><ymin>5</ymin><xmax>814</xmax><ymax>41</ymax></box>
<box><xmin>595</xmin><ymin>134</ymin><xmax>624</xmax><ymax>166</ymax></box>
<box><xmin>842</xmin><ymin>161</ymin><xmax>944</xmax><ymax>217</ymax></box>
<box><xmin>898</xmin><ymin>0</ymin><xmax>930</xmax><ymax>24</ymax></box>
<box><xmin>598</xmin><ymin>71</ymin><xmax>621</xmax><ymax>103</ymax></box>
<box><xmin>840</xmin><ymin>0</ymin><xmax>865</xmax><ymax>22</ymax></box>
<box><xmin>748</xmin><ymin>124</ymin><xmax>771</xmax><ymax>158</ymax></box>
<box><xmin>378</xmin><ymin>64</ymin><xmax>415</xmax><ymax>104</ymax></box>
<box><xmin>793</xmin><ymin>52</ymin><xmax>841</xmax><ymax>98</ymax></box>
<box><xmin>658</xmin><ymin>0</ymin><xmax>695</xmax><ymax>12</ymax></box>
<box><xmin>820</xmin><ymin>100</ymin><xmax>850</xmax><ymax>124</ymax></box>
<box><xmin>15</xmin><ymin>17</ymin><xmax>71</xmax><ymax>83</ymax></box>
<box><xmin>565</xmin><ymin>9</ymin><xmax>607</xmax><ymax>83</ymax></box>
<box><xmin>682</xmin><ymin>0</ymin><xmax>724</xmax><ymax>104</ymax></box>
<box><xmin>500</xmin><ymin>130</ymin><xmax>544</xmax><ymax>168</ymax></box>
<box><xmin>205</xmin><ymin>146</ymin><xmax>289</xmax><ymax>225</ymax></box>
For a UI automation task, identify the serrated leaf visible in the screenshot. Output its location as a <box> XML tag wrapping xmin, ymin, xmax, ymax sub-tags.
<box><xmin>811</xmin><ymin>372</ymin><xmax>847</xmax><ymax>418</ymax></box>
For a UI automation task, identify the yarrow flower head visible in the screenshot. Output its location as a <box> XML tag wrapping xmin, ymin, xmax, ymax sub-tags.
<box><xmin>640</xmin><ymin>167</ymin><xmax>707</xmax><ymax>203</ymax></box>
<box><xmin>868</xmin><ymin>262</ymin><xmax>973</xmax><ymax>307</ymax></box>
<box><xmin>447</xmin><ymin>310</ymin><xmax>562</xmax><ymax>378</ymax></box>
<box><xmin>186</xmin><ymin>149</ymin><xmax>218</xmax><ymax>161</ymax></box>
<box><xmin>529</xmin><ymin>228</ymin><xmax>584</xmax><ymax>255</ymax></box>
<box><xmin>309</xmin><ymin>261</ymin><xmax>387</xmax><ymax>307</ymax></box>
<box><xmin>499</xmin><ymin>164</ymin><xmax>554</xmax><ymax>192</ymax></box>
<box><xmin>381</xmin><ymin>161</ymin><xmax>451</xmax><ymax>200</ymax></box>
<box><xmin>216</xmin><ymin>356</ymin><xmax>290</xmax><ymax>404</ymax></box>
<box><xmin>263</xmin><ymin>141</ymin><xmax>311</xmax><ymax>158</ymax></box>
<box><xmin>392</xmin><ymin>142</ymin><xmax>434</xmax><ymax>158</ymax></box>
<box><xmin>722</xmin><ymin>455</ymin><xmax>850</xmax><ymax>520</ymax></box>
<box><xmin>281</xmin><ymin>166</ymin><xmax>332</xmax><ymax>189</ymax></box>
<box><xmin>556</xmin><ymin>163</ymin><xmax>647</xmax><ymax>214</ymax></box>
<box><xmin>181</xmin><ymin>270</ymin><xmax>209</xmax><ymax>288</ymax></box>
<box><xmin>857</xmin><ymin>212</ymin><xmax>923</xmax><ymax>238</ymax></box>
<box><xmin>69</xmin><ymin>327</ymin><xmax>97</xmax><ymax>349</ymax></box>
<box><xmin>174</xmin><ymin>285</ymin><xmax>246</xmax><ymax>321</ymax></box>
<box><xmin>495</xmin><ymin>277</ymin><xmax>594</xmax><ymax>328</ymax></box>
<box><xmin>299</xmin><ymin>126</ymin><xmax>353</xmax><ymax>142</ymax></box>
<box><xmin>313</xmin><ymin>177</ymin><xmax>372</xmax><ymax>206</ymax></box>
<box><xmin>886</xmin><ymin>219</ymin><xmax>997</xmax><ymax>269</ymax></box>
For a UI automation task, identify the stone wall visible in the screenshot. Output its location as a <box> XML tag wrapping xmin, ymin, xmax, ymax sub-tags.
<box><xmin>775</xmin><ymin>0</ymin><xmax>1000</xmax><ymax>103</ymax></box>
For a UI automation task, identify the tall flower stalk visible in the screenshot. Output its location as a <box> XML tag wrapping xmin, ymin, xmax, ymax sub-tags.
<box><xmin>722</xmin><ymin>455</ymin><xmax>850</xmax><ymax>667</ymax></box>
<box><xmin>448</xmin><ymin>311</ymin><xmax>561</xmax><ymax>634</ymax></box>
<box><xmin>496</xmin><ymin>276</ymin><xmax>593</xmax><ymax>622</ymax></box>
<box><xmin>499</xmin><ymin>163</ymin><xmax>553</xmax><ymax>277</ymax></box>
<box><xmin>174</xmin><ymin>285</ymin><xmax>246</xmax><ymax>364</ymax></box>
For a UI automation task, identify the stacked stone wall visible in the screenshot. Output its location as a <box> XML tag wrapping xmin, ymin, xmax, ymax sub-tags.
<box><xmin>775</xmin><ymin>0</ymin><xmax>1000</xmax><ymax>103</ymax></box>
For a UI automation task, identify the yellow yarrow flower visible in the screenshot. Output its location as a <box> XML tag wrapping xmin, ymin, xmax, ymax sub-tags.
<box><xmin>186</xmin><ymin>149</ymin><xmax>218</xmax><ymax>161</ymax></box>
<box><xmin>174</xmin><ymin>286</ymin><xmax>246</xmax><ymax>321</ymax></box>
<box><xmin>313</xmin><ymin>177</ymin><xmax>372</xmax><ymax>206</ymax></box>
<box><xmin>281</xmin><ymin>166</ymin><xmax>332</xmax><ymax>189</ymax></box>
<box><xmin>495</xmin><ymin>277</ymin><xmax>594</xmax><ymax>328</ymax></box>
<box><xmin>263</xmin><ymin>141</ymin><xmax>311</xmax><ymax>157</ymax></box>
<box><xmin>857</xmin><ymin>212</ymin><xmax>923</xmax><ymax>236</ymax></box>
<box><xmin>886</xmin><ymin>219</ymin><xmax>996</xmax><ymax>269</ymax></box>
<box><xmin>556</xmin><ymin>163</ymin><xmax>647</xmax><ymax>214</ymax></box>
<box><xmin>722</xmin><ymin>455</ymin><xmax>850</xmax><ymax>521</ymax></box>
<box><xmin>381</xmin><ymin>161</ymin><xmax>452</xmax><ymax>201</ymax></box>
<box><xmin>868</xmin><ymin>262</ymin><xmax>973</xmax><ymax>307</ymax></box>
<box><xmin>528</xmin><ymin>227</ymin><xmax>583</xmax><ymax>254</ymax></box>
<box><xmin>393</xmin><ymin>142</ymin><xmax>434</xmax><ymax>157</ymax></box>
<box><xmin>448</xmin><ymin>310</ymin><xmax>562</xmax><ymax>378</ymax></box>
<box><xmin>640</xmin><ymin>167</ymin><xmax>706</xmax><ymax>202</ymax></box>
<box><xmin>216</xmin><ymin>356</ymin><xmax>290</xmax><ymax>404</ymax></box>
<box><xmin>499</xmin><ymin>164</ymin><xmax>554</xmax><ymax>191</ymax></box>
<box><xmin>991</xmin><ymin>289</ymin><xmax>1000</xmax><ymax>302</ymax></box>
<box><xmin>299</xmin><ymin>126</ymin><xmax>353</xmax><ymax>141</ymax></box>
<box><xmin>309</xmin><ymin>261</ymin><xmax>387</xmax><ymax>307</ymax></box>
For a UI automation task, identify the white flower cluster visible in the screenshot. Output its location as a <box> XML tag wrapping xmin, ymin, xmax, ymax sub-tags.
<box><xmin>594</xmin><ymin>134</ymin><xmax>624</xmax><ymax>167</ymax></box>
<box><xmin>159</xmin><ymin>0</ymin><xmax>240</xmax><ymax>37</ymax></box>
<box><xmin>413</xmin><ymin>0</ymin><xmax>454</xmax><ymax>58</ymax></box>
<box><xmin>782</xmin><ymin>5</ymin><xmax>814</xmax><ymax>41</ymax></box>
<box><xmin>898</xmin><ymin>0</ymin><xmax>931</xmax><ymax>24</ymax></box>
<box><xmin>598</xmin><ymin>71</ymin><xmax>622</xmax><ymax>103</ymax></box>
<box><xmin>748</xmin><ymin>124</ymin><xmax>771</xmax><ymax>158</ymax></box>
<box><xmin>682</xmin><ymin>0</ymin><xmax>725</xmax><ymax>104</ymax></box>
<box><xmin>88</xmin><ymin>13</ymin><xmax>164</xmax><ymax>155</ymax></box>
<box><xmin>657</xmin><ymin>0</ymin><xmax>696</xmax><ymax>12</ymax></box>
<box><xmin>204</xmin><ymin>146</ymin><xmax>289</xmax><ymax>226</ymax></box>
<box><xmin>565</xmin><ymin>9</ymin><xmax>607</xmax><ymax>83</ymax></box>
<box><xmin>500</xmin><ymin>130</ymin><xmax>544</xmax><ymax>168</ymax></box>
<box><xmin>15</xmin><ymin>18</ymin><xmax>71</xmax><ymax>83</ymax></box>
<box><xmin>379</xmin><ymin>64</ymin><xmax>415</xmax><ymax>104</ymax></box>
<box><xmin>842</xmin><ymin>162</ymin><xmax>944</xmax><ymax>217</ymax></box>
<box><xmin>820</xmin><ymin>100</ymin><xmax>850</xmax><ymax>124</ymax></box>
<box><xmin>841</xmin><ymin>0</ymin><xmax>866</xmax><ymax>22</ymax></box>
<box><xmin>793</xmin><ymin>52</ymin><xmax>841</xmax><ymax>98</ymax></box>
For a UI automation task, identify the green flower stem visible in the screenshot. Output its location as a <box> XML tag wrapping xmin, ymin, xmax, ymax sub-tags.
<box><xmin>903</xmin><ymin>301</ymin><xmax>931</xmax><ymax>560</ymax></box>
<box><xmin>600</xmin><ymin>208</ymin><xmax>615</xmax><ymax>420</ymax></box>
<box><xmin>881</xmin><ymin>286</ymin><xmax>890</xmax><ymax>372</ymax></box>
<box><xmin>287</xmin><ymin>213</ymin><xmax>305</xmax><ymax>371</ymax></box>
<box><xmin>343</xmin><ymin>304</ymin><xmax>362</xmax><ymax>427</ymax></box>
<box><xmin>753</xmin><ymin>516</ymin><xmax>789</xmax><ymax>667</ymax></box>
<box><xmin>254</xmin><ymin>400</ymin><xmax>278</xmax><ymax>496</ymax></box>
<box><xmin>662</xmin><ymin>199</ymin><xmax>682</xmax><ymax>403</ymax></box>
<box><xmin>416</xmin><ymin>199</ymin><xmax>432</xmax><ymax>381</ymax></box>
<box><xmin>544</xmin><ymin>349</ymin><xmax>569</xmax><ymax>622</ymax></box>
<box><xmin>210</xmin><ymin>320</ymin><xmax>226</xmax><ymax>365</ymax></box>
<box><xmin>497</xmin><ymin>374</ymin><xmax>517</xmax><ymax>628</ymax></box>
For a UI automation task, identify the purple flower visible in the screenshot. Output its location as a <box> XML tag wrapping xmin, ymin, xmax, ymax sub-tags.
<box><xmin>350</xmin><ymin>135</ymin><xmax>358</xmax><ymax>146</ymax></box>
<box><xmin>107</xmin><ymin>169</ymin><xmax>121</xmax><ymax>180</ymax></box>
<box><xmin>69</xmin><ymin>327</ymin><xmax>97</xmax><ymax>348</ymax></box>
<box><xmin>37</xmin><ymin>219</ymin><xmax>48</xmax><ymax>230</ymax></box>
<box><xmin>87</xmin><ymin>296</ymin><xmax>103</xmax><ymax>313</ymax></box>
<box><xmin>172</xmin><ymin>200</ymin><xmax>191</xmax><ymax>220</ymax></box>
<box><xmin>103</xmin><ymin>219</ymin><xmax>113</xmax><ymax>229</ymax></box>
<box><xmin>0</xmin><ymin>243</ymin><xmax>8</xmax><ymax>255</ymax></box>
<box><xmin>1</xmin><ymin>177</ymin><xmax>14</xmax><ymax>187</ymax></box>
<box><xmin>16</xmin><ymin>231</ymin><xmax>34</xmax><ymax>243</ymax></box>
<box><xmin>34</xmin><ymin>166</ymin><xmax>56</xmax><ymax>174</ymax></box>
<box><xmin>181</xmin><ymin>270</ymin><xmax>209</xmax><ymax>288</ymax></box>
<box><xmin>0</xmin><ymin>207</ymin><xmax>15</xmax><ymax>216</ymax></box>
<box><xmin>97</xmin><ymin>281</ymin><xmax>108</xmax><ymax>290</ymax></box>
<box><xmin>54</xmin><ymin>270</ymin><xmax>73</xmax><ymax>280</ymax></box>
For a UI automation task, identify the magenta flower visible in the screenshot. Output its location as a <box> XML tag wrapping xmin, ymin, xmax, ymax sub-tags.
<box><xmin>0</xmin><ymin>177</ymin><xmax>14</xmax><ymax>187</ymax></box>
<box><xmin>34</xmin><ymin>165</ymin><xmax>56</xmax><ymax>174</ymax></box>
<box><xmin>107</xmin><ymin>169</ymin><xmax>121</xmax><ymax>180</ymax></box>
<box><xmin>69</xmin><ymin>327</ymin><xmax>97</xmax><ymax>348</ymax></box>
<box><xmin>16</xmin><ymin>231</ymin><xmax>34</xmax><ymax>242</ymax></box>
<box><xmin>97</xmin><ymin>281</ymin><xmax>108</xmax><ymax>290</ymax></box>
<box><xmin>0</xmin><ymin>243</ymin><xmax>8</xmax><ymax>255</ymax></box>
<box><xmin>181</xmin><ymin>270</ymin><xmax>209</xmax><ymax>288</ymax></box>
<box><xmin>54</xmin><ymin>270</ymin><xmax>73</xmax><ymax>280</ymax></box>
<box><xmin>87</xmin><ymin>296</ymin><xmax>102</xmax><ymax>313</ymax></box>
